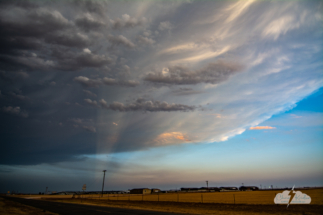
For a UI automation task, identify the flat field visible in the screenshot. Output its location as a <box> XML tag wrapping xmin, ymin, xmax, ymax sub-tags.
<box><xmin>69</xmin><ymin>189</ymin><xmax>323</xmax><ymax>205</ymax></box>
<box><xmin>40</xmin><ymin>189</ymin><xmax>323</xmax><ymax>215</ymax></box>
<box><xmin>0</xmin><ymin>197</ymin><xmax>57</xmax><ymax>215</ymax></box>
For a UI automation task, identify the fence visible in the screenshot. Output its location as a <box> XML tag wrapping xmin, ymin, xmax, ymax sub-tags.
<box><xmin>71</xmin><ymin>189</ymin><xmax>323</xmax><ymax>205</ymax></box>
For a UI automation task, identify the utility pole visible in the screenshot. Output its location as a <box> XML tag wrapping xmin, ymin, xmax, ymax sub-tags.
<box><xmin>102</xmin><ymin>170</ymin><xmax>107</xmax><ymax>197</ymax></box>
<box><xmin>206</xmin><ymin>181</ymin><xmax>208</xmax><ymax>191</ymax></box>
<box><xmin>45</xmin><ymin>187</ymin><xmax>48</xmax><ymax>195</ymax></box>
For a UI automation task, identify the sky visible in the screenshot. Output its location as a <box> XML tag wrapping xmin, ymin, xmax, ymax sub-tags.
<box><xmin>0</xmin><ymin>0</ymin><xmax>322</xmax><ymax>193</ymax></box>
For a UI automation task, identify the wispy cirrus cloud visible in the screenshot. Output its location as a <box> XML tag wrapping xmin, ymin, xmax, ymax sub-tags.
<box><xmin>249</xmin><ymin>126</ymin><xmax>276</xmax><ymax>130</ymax></box>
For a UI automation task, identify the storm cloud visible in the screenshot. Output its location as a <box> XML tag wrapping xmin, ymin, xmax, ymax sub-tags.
<box><xmin>110</xmin><ymin>14</ymin><xmax>146</xmax><ymax>30</ymax></box>
<box><xmin>74</xmin><ymin>76</ymin><xmax>139</xmax><ymax>87</ymax></box>
<box><xmin>2</xmin><ymin>106</ymin><xmax>28</xmax><ymax>118</ymax></box>
<box><xmin>75</xmin><ymin>13</ymin><xmax>107</xmax><ymax>32</ymax></box>
<box><xmin>0</xmin><ymin>0</ymin><xmax>321</xmax><ymax>171</ymax></box>
<box><xmin>144</xmin><ymin>60</ymin><xmax>243</xmax><ymax>85</ymax></box>
<box><xmin>108</xmin><ymin>35</ymin><xmax>135</xmax><ymax>48</ymax></box>
<box><xmin>99</xmin><ymin>98</ymin><xmax>197</xmax><ymax>112</ymax></box>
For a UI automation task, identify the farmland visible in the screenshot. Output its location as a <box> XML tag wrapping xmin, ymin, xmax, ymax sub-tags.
<box><xmin>0</xmin><ymin>196</ymin><xmax>57</xmax><ymax>215</ymax></box>
<box><xmin>25</xmin><ymin>189</ymin><xmax>323</xmax><ymax>215</ymax></box>
<box><xmin>68</xmin><ymin>189</ymin><xmax>323</xmax><ymax>205</ymax></box>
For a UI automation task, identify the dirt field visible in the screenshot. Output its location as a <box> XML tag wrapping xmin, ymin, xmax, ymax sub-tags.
<box><xmin>0</xmin><ymin>197</ymin><xmax>58</xmax><ymax>215</ymax></box>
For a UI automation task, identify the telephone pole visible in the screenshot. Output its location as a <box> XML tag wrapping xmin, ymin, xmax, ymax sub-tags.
<box><xmin>206</xmin><ymin>181</ymin><xmax>208</xmax><ymax>190</ymax></box>
<box><xmin>102</xmin><ymin>170</ymin><xmax>107</xmax><ymax>197</ymax></box>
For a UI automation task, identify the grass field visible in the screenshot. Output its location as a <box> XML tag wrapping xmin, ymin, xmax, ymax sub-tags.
<box><xmin>48</xmin><ymin>194</ymin><xmax>323</xmax><ymax>215</ymax></box>
<box><xmin>9</xmin><ymin>189</ymin><xmax>323</xmax><ymax>215</ymax></box>
<box><xmin>0</xmin><ymin>197</ymin><xmax>57</xmax><ymax>215</ymax></box>
<box><xmin>68</xmin><ymin>189</ymin><xmax>323</xmax><ymax>205</ymax></box>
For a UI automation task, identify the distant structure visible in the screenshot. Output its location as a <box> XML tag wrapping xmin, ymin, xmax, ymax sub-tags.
<box><xmin>201</xmin><ymin>187</ymin><xmax>220</xmax><ymax>192</ymax></box>
<box><xmin>151</xmin><ymin>188</ymin><xmax>161</xmax><ymax>193</ymax></box>
<box><xmin>130</xmin><ymin>188</ymin><xmax>151</xmax><ymax>194</ymax></box>
<box><xmin>239</xmin><ymin>186</ymin><xmax>259</xmax><ymax>191</ymax></box>
<box><xmin>181</xmin><ymin>187</ymin><xmax>220</xmax><ymax>192</ymax></box>
<box><xmin>220</xmin><ymin>187</ymin><xmax>239</xmax><ymax>191</ymax></box>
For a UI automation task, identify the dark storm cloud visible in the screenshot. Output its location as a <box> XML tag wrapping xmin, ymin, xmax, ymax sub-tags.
<box><xmin>0</xmin><ymin>3</ymin><xmax>106</xmax><ymax>73</ymax></box>
<box><xmin>0</xmin><ymin>7</ymin><xmax>73</xmax><ymax>48</ymax></box>
<box><xmin>0</xmin><ymin>71</ymin><xmax>13</xmax><ymax>83</ymax></box>
<box><xmin>73</xmin><ymin>51</ymin><xmax>112</xmax><ymax>68</ymax></box>
<box><xmin>1</xmin><ymin>54</ymin><xmax>55</xmax><ymax>72</ymax></box>
<box><xmin>82</xmin><ymin>125</ymin><xmax>96</xmax><ymax>133</ymax></box>
<box><xmin>107</xmin><ymin>35</ymin><xmax>135</xmax><ymax>48</ymax></box>
<box><xmin>83</xmin><ymin>90</ymin><xmax>97</xmax><ymax>97</ymax></box>
<box><xmin>0</xmin><ymin>0</ymin><xmax>39</xmax><ymax>9</ymax></box>
<box><xmin>75</xmin><ymin>76</ymin><xmax>101</xmax><ymax>87</ymax></box>
<box><xmin>158</xmin><ymin>21</ymin><xmax>173</xmax><ymax>31</ymax></box>
<box><xmin>172</xmin><ymin>88</ymin><xmax>203</xmax><ymax>96</ymax></box>
<box><xmin>99</xmin><ymin>98</ymin><xmax>196</xmax><ymax>112</ymax></box>
<box><xmin>8</xmin><ymin>92</ymin><xmax>29</xmax><ymax>101</ymax></box>
<box><xmin>50</xmin><ymin>48</ymin><xmax>114</xmax><ymax>71</ymax></box>
<box><xmin>102</xmin><ymin>77</ymin><xmax>139</xmax><ymax>87</ymax></box>
<box><xmin>137</xmin><ymin>35</ymin><xmax>155</xmax><ymax>45</ymax></box>
<box><xmin>43</xmin><ymin>30</ymin><xmax>91</xmax><ymax>48</ymax></box>
<box><xmin>74</xmin><ymin>76</ymin><xmax>139</xmax><ymax>87</ymax></box>
<box><xmin>75</xmin><ymin>15</ymin><xmax>107</xmax><ymax>32</ymax></box>
<box><xmin>144</xmin><ymin>60</ymin><xmax>243</xmax><ymax>85</ymax></box>
<box><xmin>2</xmin><ymin>106</ymin><xmax>28</xmax><ymax>118</ymax></box>
<box><xmin>84</xmin><ymin>98</ymin><xmax>99</xmax><ymax>107</ymax></box>
<box><xmin>110</xmin><ymin>14</ymin><xmax>146</xmax><ymax>29</ymax></box>
<box><xmin>72</xmin><ymin>0</ymin><xmax>108</xmax><ymax>17</ymax></box>
<box><xmin>69</xmin><ymin>118</ymin><xmax>83</xmax><ymax>124</ymax></box>
<box><xmin>0</xmin><ymin>132</ymin><xmax>95</xmax><ymax>165</ymax></box>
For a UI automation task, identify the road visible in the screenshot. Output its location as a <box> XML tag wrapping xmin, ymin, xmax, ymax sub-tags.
<box><xmin>3</xmin><ymin>196</ymin><xmax>182</xmax><ymax>215</ymax></box>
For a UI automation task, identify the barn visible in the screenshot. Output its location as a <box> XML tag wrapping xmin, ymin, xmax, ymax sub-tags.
<box><xmin>151</xmin><ymin>188</ymin><xmax>161</xmax><ymax>193</ymax></box>
<box><xmin>220</xmin><ymin>187</ymin><xmax>239</xmax><ymax>191</ymax></box>
<box><xmin>239</xmin><ymin>186</ymin><xmax>259</xmax><ymax>191</ymax></box>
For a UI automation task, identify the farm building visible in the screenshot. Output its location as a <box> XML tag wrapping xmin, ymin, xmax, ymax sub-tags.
<box><xmin>181</xmin><ymin>187</ymin><xmax>220</xmax><ymax>192</ymax></box>
<box><xmin>151</xmin><ymin>188</ymin><xmax>161</xmax><ymax>193</ymax></box>
<box><xmin>181</xmin><ymin>187</ymin><xmax>199</xmax><ymax>192</ymax></box>
<box><xmin>203</xmin><ymin>187</ymin><xmax>221</xmax><ymax>192</ymax></box>
<box><xmin>220</xmin><ymin>187</ymin><xmax>239</xmax><ymax>191</ymax></box>
<box><xmin>130</xmin><ymin>188</ymin><xmax>151</xmax><ymax>194</ymax></box>
<box><xmin>239</xmin><ymin>186</ymin><xmax>259</xmax><ymax>191</ymax></box>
